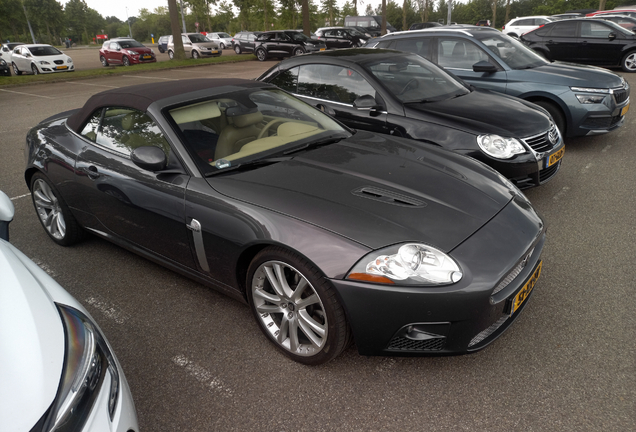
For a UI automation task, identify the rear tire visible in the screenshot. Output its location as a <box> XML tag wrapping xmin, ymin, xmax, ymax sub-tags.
<box><xmin>621</xmin><ymin>50</ymin><xmax>636</xmax><ymax>72</ymax></box>
<box><xmin>168</xmin><ymin>50</ymin><xmax>174</xmax><ymax>60</ymax></box>
<box><xmin>234</xmin><ymin>45</ymin><xmax>241</xmax><ymax>54</ymax></box>
<box><xmin>535</xmin><ymin>100</ymin><xmax>566</xmax><ymax>138</ymax></box>
<box><xmin>31</xmin><ymin>173</ymin><xmax>84</xmax><ymax>246</ymax></box>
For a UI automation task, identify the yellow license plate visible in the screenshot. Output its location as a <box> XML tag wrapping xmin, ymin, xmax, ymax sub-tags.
<box><xmin>510</xmin><ymin>261</ymin><xmax>542</xmax><ymax>315</ymax></box>
<box><xmin>320</xmin><ymin>48</ymin><xmax>326</xmax><ymax>51</ymax></box>
<box><xmin>56</xmin><ymin>65</ymin><xmax>68</xmax><ymax>70</ymax></box>
<box><xmin>621</xmin><ymin>103</ymin><xmax>629</xmax><ymax>116</ymax></box>
<box><xmin>547</xmin><ymin>147</ymin><xmax>565</xmax><ymax>168</ymax></box>
<box><xmin>143</xmin><ymin>55</ymin><xmax>151</xmax><ymax>59</ymax></box>
<box><xmin>210</xmin><ymin>50</ymin><xmax>218</xmax><ymax>54</ymax></box>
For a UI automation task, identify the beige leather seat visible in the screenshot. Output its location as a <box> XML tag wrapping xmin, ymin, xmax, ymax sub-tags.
<box><xmin>214</xmin><ymin>111</ymin><xmax>263</xmax><ymax>160</ymax></box>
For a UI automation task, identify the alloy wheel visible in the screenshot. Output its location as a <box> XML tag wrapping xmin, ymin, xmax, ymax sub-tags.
<box><xmin>33</xmin><ymin>178</ymin><xmax>66</xmax><ymax>240</ymax></box>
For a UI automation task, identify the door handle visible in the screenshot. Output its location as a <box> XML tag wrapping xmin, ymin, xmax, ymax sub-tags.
<box><xmin>85</xmin><ymin>165</ymin><xmax>100</xmax><ymax>179</ymax></box>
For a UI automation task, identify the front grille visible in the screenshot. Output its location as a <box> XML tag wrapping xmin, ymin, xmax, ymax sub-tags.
<box><xmin>539</xmin><ymin>160</ymin><xmax>561</xmax><ymax>183</ymax></box>
<box><xmin>387</xmin><ymin>335</ymin><xmax>445</xmax><ymax>351</ymax></box>
<box><xmin>522</xmin><ymin>123</ymin><xmax>558</xmax><ymax>153</ymax></box>
<box><xmin>613</xmin><ymin>88</ymin><xmax>628</xmax><ymax>104</ymax></box>
<box><xmin>468</xmin><ymin>316</ymin><xmax>508</xmax><ymax>347</ymax></box>
<box><xmin>54</xmin><ymin>60</ymin><xmax>64</xmax><ymax>65</ymax></box>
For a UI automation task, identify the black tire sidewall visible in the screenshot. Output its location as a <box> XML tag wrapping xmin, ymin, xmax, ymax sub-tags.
<box><xmin>246</xmin><ymin>246</ymin><xmax>350</xmax><ymax>365</ymax></box>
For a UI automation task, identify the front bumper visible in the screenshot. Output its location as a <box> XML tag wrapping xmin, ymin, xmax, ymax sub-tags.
<box><xmin>569</xmin><ymin>87</ymin><xmax>630</xmax><ymax>137</ymax></box>
<box><xmin>332</xmin><ymin>194</ymin><xmax>546</xmax><ymax>356</ymax></box>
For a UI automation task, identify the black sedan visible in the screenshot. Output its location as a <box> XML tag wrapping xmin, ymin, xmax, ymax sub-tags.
<box><xmin>254</xmin><ymin>31</ymin><xmax>326</xmax><ymax>61</ymax></box>
<box><xmin>25</xmin><ymin>79</ymin><xmax>546</xmax><ymax>364</ymax></box>
<box><xmin>521</xmin><ymin>18</ymin><xmax>636</xmax><ymax>72</ymax></box>
<box><xmin>258</xmin><ymin>49</ymin><xmax>564</xmax><ymax>189</ymax></box>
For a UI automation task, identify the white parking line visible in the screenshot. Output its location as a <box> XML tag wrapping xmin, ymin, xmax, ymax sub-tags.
<box><xmin>86</xmin><ymin>297</ymin><xmax>130</xmax><ymax>324</ymax></box>
<box><xmin>0</xmin><ymin>89</ymin><xmax>54</xmax><ymax>99</ymax></box>
<box><xmin>581</xmin><ymin>163</ymin><xmax>593</xmax><ymax>174</ymax></box>
<box><xmin>65</xmin><ymin>81</ymin><xmax>120</xmax><ymax>88</ymax></box>
<box><xmin>122</xmin><ymin>75</ymin><xmax>179</xmax><ymax>81</ymax></box>
<box><xmin>172</xmin><ymin>354</ymin><xmax>233</xmax><ymax>396</ymax></box>
<box><xmin>10</xmin><ymin>193</ymin><xmax>31</xmax><ymax>201</ymax></box>
<box><xmin>553</xmin><ymin>186</ymin><xmax>570</xmax><ymax>201</ymax></box>
<box><xmin>31</xmin><ymin>258</ymin><xmax>58</xmax><ymax>278</ymax></box>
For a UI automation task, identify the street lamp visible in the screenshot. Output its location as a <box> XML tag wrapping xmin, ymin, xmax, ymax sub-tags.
<box><xmin>126</xmin><ymin>7</ymin><xmax>132</xmax><ymax>38</ymax></box>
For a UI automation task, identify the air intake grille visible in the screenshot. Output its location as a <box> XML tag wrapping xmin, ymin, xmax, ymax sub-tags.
<box><xmin>388</xmin><ymin>336</ymin><xmax>445</xmax><ymax>351</ymax></box>
<box><xmin>539</xmin><ymin>160</ymin><xmax>561</xmax><ymax>183</ymax></box>
<box><xmin>522</xmin><ymin>123</ymin><xmax>558</xmax><ymax>153</ymax></box>
<box><xmin>468</xmin><ymin>316</ymin><xmax>508</xmax><ymax>347</ymax></box>
<box><xmin>54</xmin><ymin>60</ymin><xmax>64</xmax><ymax>65</ymax></box>
<box><xmin>352</xmin><ymin>186</ymin><xmax>426</xmax><ymax>207</ymax></box>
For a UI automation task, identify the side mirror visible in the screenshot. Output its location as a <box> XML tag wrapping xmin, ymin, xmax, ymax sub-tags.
<box><xmin>353</xmin><ymin>94</ymin><xmax>382</xmax><ymax>111</ymax></box>
<box><xmin>131</xmin><ymin>146</ymin><xmax>167</xmax><ymax>171</ymax></box>
<box><xmin>608</xmin><ymin>32</ymin><xmax>616</xmax><ymax>41</ymax></box>
<box><xmin>473</xmin><ymin>61</ymin><xmax>497</xmax><ymax>73</ymax></box>
<box><xmin>25</xmin><ymin>53</ymin><xmax>31</xmax><ymax>58</ymax></box>
<box><xmin>0</xmin><ymin>190</ymin><xmax>15</xmax><ymax>241</ymax></box>
<box><xmin>116</xmin><ymin>47</ymin><xmax>121</xmax><ymax>51</ymax></box>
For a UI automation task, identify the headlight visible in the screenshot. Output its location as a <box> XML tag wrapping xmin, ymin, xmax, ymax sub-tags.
<box><xmin>42</xmin><ymin>305</ymin><xmax>120</xmax><ymax>432</ymax></box>
<box><xmin>575</xmin><ymin>94</ymin><xmax>606</xmax><ymax>104</ymax></box>
<box><xmin>66</xmin><ymin>58</ymin><xmax>72</xmax><ymax>63</ymax></box>
<box><xmin>39</xmin><ymin>60</ymin><xmax>50</xmax><ymax>65</ymax></box>
<box><xmin>1</xmin><ymin>59</ymin><xmax>6</xmax><ymax>66</ymax></box>
<box><xmin>128</xmin><ymin>50</ymin><xmax>139</xmax><ymax>55</ymax></box>
<box><xmin>570</xmin><ymin>86</ymin><xmax>610</xmax><ymax>94</ymax></box>
<box><xmin>347</xmin><ymin>243</ymin><xmax>463</xmax><ymax>285</ymax></box>
<box><xmin>477</xmin><ymin>135</ymin><xmax>526</xmax><ymax>159</ymax></box>
<box><xmin>151</xmin><ymin>49</ymin><xmax>155</xmax><ymax>54</ymax></box>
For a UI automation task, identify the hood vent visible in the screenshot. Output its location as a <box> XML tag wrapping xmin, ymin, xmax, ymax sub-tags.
<box><xmin>352</xmin><ymin>186</ymin><xmax>426</xmax><ymax>208</ymax></box>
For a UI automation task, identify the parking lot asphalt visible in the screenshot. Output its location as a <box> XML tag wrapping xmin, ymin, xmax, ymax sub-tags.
<box><xmin>1</xmin><ymin>62</ymin><xmax>634</xmax><ymax>431</ymax></box>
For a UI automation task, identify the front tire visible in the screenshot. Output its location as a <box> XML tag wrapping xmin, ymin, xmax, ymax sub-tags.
<box><xmin>220</xmin><ymin>43</ymin><xmax>225</xmax><ymax>50</ymax></box>
<box><xmin>31</xmin><ymin>64</ymin><xmax>39</xmax><ymax>75</ymax></box>
<box><xmin>100</xmin><ymin>55</ymin><xmax>109</xmax><ymax>66</ymax></box>
<box><xmin>122</xmin><ymin>56</ymin><xmax>130</xmax><ymax>66</ymax></box>
<box><xmin>192</xmin><ymin>50</ymin><xmax>200</xmax><ymax>59</ymax></box>
<box><xmin>535</xmin><ymin>100</ymin><xmax>566</xmax><ymax>138</ymax></box>
<box><xmin>31</xmin><ymin>173</ymin><xmax>84</xmax><ymax>246</ymax></box>
<box><xmin>256</xmin><ymin>48</ymin><xmax>267</xmax><ymax>61</ymax></box>
<box><xmin>247</xmin><ymin>247</ymin><xmax>351</xmax><ymax>365</ymax></box>
<box><xmin>234</xmin><ymin>45</ymin><xmax>241</xmax><ymax>54</ymax></box>
<box><xmin>293</xmin><ymin>47</ymin><xmax>305</xmax><ymax>56</ymax></box>
<box><xmin>12</xmin><ymin>62</ymin><xmax>22</xmax><ymax>75</ymax></box>
<box><xmin>621</xmin><ymin>50</ymin><xmax>636</xmax><ymax>72</ymax></box>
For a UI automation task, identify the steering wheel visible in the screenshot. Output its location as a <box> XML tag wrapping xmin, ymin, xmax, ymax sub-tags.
<box><xmin>257</xmin><ymin>119</ymin><xmax>286</xmax><ymax>139</ymax></box>
<box><xmin>399</xmin><ymin>79</ymin><xmax>419</xmax><ymax>95</ymax></box>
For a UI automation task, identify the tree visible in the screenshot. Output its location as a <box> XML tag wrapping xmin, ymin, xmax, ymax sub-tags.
<box><xmin>302</xmin><ymin>0</ymin><xmax>310</xmax><ymax>36</ymax></box>
<box><xmin>321</xmin><ymin>0</ymin><xmax>338</xmax><ymax>26</ymax></box>
<box><xmin>168</xmin><ymin>0</ymin><xmax>185</xmax><ymax>59</ymax></box>
<box><xmin>490</xmin><ymin>0</ymin><xmax>497</xmax><ymax>28</ymax></box>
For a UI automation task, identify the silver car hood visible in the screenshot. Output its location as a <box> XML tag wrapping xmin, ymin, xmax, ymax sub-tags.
<box><xmin>0</xmin><ymin>239</ymin><xmax>65</xmax><ymax>431</ymax></box>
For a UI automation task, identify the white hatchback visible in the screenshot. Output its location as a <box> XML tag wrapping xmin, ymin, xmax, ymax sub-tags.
<box><xmin>0</xmin><ymin>191</ymin><xmax>139</xmax><ymax>432</ymax></box>
<box><xmin>205</xmin><ymin>32</ymin><xmax>233</xmax><ymax>49</ymax></box>
<box><xmin>502</xmin><ymin>15</ymin><xmax>555</xmax><ymax>38</ymax></box>
<box><xmin>11</xmin><ymin>44</ymin><xmax>74</xmax><ymax>75</ymax></box>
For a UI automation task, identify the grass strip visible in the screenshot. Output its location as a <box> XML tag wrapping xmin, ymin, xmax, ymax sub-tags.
<box><xmin>0</xmin><ymin>54</ymin><xmax>256</xmax><ymax>88</ymax></box>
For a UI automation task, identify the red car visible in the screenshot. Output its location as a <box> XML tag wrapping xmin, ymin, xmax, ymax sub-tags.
<box><xmin>99</xmin><ymin>38</ymin><xmax>156</xmax><ymax>66</ymax></box>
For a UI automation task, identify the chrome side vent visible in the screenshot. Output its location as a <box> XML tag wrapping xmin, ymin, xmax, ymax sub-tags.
<box><xmin>352</xmin><ymin>187</ymin><xmax>426</xmax><ymax>208</ymax></box>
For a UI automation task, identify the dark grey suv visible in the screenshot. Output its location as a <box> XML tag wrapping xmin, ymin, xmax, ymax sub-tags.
<box><xmin>367</xmin><ymin>26</ymin><xmax>630</xmax><ymax>138</ymax></box>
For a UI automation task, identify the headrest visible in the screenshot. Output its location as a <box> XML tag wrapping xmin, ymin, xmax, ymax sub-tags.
<box><xmin>170</xmin><ymin>101</ymin><xmax>221</xmax><ymax>124</ymax></box>
<box><xmin>122</xmin><ymin>113</ymin><xmax>136</xmax><ymax>130</ymax></box>
<box><xmin>232</xmin><ymin>111</ymin><xmax>263</xmax><ymax>128</ymax></box>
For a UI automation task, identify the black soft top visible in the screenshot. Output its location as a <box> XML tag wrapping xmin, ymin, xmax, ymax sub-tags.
<box><xmin>66</xmin><ymin>78</ymin><xmax>265</xmax><ymax>133</ymax></box>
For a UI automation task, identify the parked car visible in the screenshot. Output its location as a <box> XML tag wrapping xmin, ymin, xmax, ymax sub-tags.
<box><xmin>232</xmin><ymin>31</ymin><xmax>263</xmax><ymax>54</ymax></box>
<box><xmin>11</xmin><ymin>44</ymin><xmax>74</xmax><ymax>75</ymax></box>
<box><xmin>367</xmin><ymin>26</ymin><xmax>631</xmax><ymax>137</ymax></box>
<box><xmin>0</xmin><ymin>190</ymin><xmax>139</xmax><ymax>432</ymax></box>
<box><xmin>475</xmin><ymin>20</ymin><xmax>491</xmax><ymax>26</ymax></box>
<box><xmin>206</xmin><ymin>32</ymin><xmax>233</xmax><ymax>49</ymax></box>
<box><xmin>502</xmin><ymin>15</ymin><xmax>555</xmax><ymax>38</ymax></box>
<box><xmin>0</xmin><ymin>57</ymin><xmax>10</xmax><ymax>76</ymax></box>
<box><xmin>409</xmin><ymin>22</ymin><xmax>443</xmax><ymax>30</ymax></box>
<box><xmin>25</xmin><ymin>78</ymin><xmax>547</xmax><ymax>364</ymax></box>
<box><xmin>258</xmin><ymin>49</ymin><xmax>564</xmax><ymax>189</ymax></box>
<box><xmin>349</xmin><ymin>25</ymin><xmax>376</xmax><ymax>38</ymax></box>
<box><xmin>587</xmin><ymin>14</ymin><xmax>636</xmax><ymax>32</ymax></box>
<box><xmin>551</xmin><ymin>13</ymin><xmax>585</xmax><ymax>20</ymax></box>
<box><xmin>167</xmin><ymin>33</ymin><xmax>221</xmax><ymax>59</ymax></box>
<box><xmin>586</xmin><ymin>9</ymin><xmax>636</xmax><ymax>19</ymax></box>
<box><xmin>344</xmin><ymin>16</ymin><xmax>397</xmax><ymax>36</ymax></box>
<box><xmin>0</xmin><ymin>42</ymin><xmax>25</xmax><ymax>65</ymax></box>
<box><xmin>99</xmin><ymin>38</ymin><xmax>156</xmax><ymax>66</ymax></box>
<box><xmin>520</xmin><ymin>18</ymin><xmax>636</xmax><ymax>72</ymax></box>
<box><xmin>254</xmin><ymin>30</ymin><xmax>326</xmax><ymax>61</ymax></box>
<box><xmin>157</xmin><ymin>35</ymin><xmax>170</xmax><ymax>53</ymax></box>
<box><xmin>315</xmin><ymin>27</ymin><xmax>369</xmax><ymax>48</ymax></box>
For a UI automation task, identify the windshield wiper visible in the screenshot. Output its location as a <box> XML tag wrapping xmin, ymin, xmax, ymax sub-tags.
<box><xmin>283</xmin><ymin>135</ymin><xmax>348</xmax><ymax>155</ymax></box>
<box><xmin>205</xmin><ymin>157</ymin><xmax>292</xmax><ymax>177</ymax></box>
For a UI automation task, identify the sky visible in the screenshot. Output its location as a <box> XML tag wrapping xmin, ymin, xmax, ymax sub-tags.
<box><xmin>58</xmin><ymin>0</ymin><xmax>469</xmax><ymax>23</ymax></box>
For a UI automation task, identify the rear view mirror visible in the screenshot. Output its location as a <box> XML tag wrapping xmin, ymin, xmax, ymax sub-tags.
<box><xmin>473</xmin><ymin>61</ymin><xmax>497</xmax><ymax>73</ymax></box>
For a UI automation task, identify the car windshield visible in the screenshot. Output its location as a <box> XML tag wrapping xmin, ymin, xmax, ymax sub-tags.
<box><xmin>167</xmin><ymin>88</ymin><xmax>349</xmax><ymax>174</ymax></box>
<box><xmin>29</xmin><ymin>46</ymin><xmax>62</xmax><ymax>56</ymax></box>
<box><xmin>188</xmin><ymin>34</ymin><xmax>208</xmax><ymax>43</ymax></box>
<box><xmin>364</xmin><ymin>54</ymin><xmax>469</xmax><ymax>103</ymax></box>
<box><xmin>348</xmin><ymin>28</ymin><xmax>365</xmax><ymax>37</ymax></box>
<box><xmin>474</xmin><ymin>32</ymin><xmax>547</xmax><ymax>69</ymax></box>
<box><xmin>218</xmin><ymin>33</ymin><xmax>231</xmax><ymax>38</ymax></box>
<box><xmin>119</xmin><ymin>40</ymin><xmax>144</xmax><ymax>48</ymax></box>
<box><xmin>290</xmin><ymin>32</ymin><xmax>311</xmax><ymax>41</ymax></box>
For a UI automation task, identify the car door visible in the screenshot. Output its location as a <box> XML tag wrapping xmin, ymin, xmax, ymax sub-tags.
<box><xmin>275</xmin><ymin>32</ymin><xmax>293</xmax><ymax>56</ymax></box>
<box><xmin>293</xmin><ymin>64</ymin><xmax>389</xmax><ymax>134</ymax></box>
<box><xmin>542</xmin><ymin>21</ymin><xmax>580</xmax><ymax>61</ymax></box>
<box><xmin>107</xmin><ymin>42</ymin><xmax>122</xmax><ymax>64</ymax></box>
<box><xmin>14</xmin><ymin>46</ymin><xmax>29</xmax><ymax>70</ymax></box>
<box><xmin>578</xmin><ymin>20</ymin><xmax>625</xmax><ymax>65</ymax></box>
<box><xmin>182</xmin><ymin>35</ymin><xmax>193</xmax><ymax>56</ymax></box>
<box><xmin>74</xmin><ymin>106</ymin><xmax>196</xmax><ymax>269</ymax></box>
<box><xmin>434</xmin><ymin>37</ymin><xmax>508</xmax><ymax>93</ymax></box>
